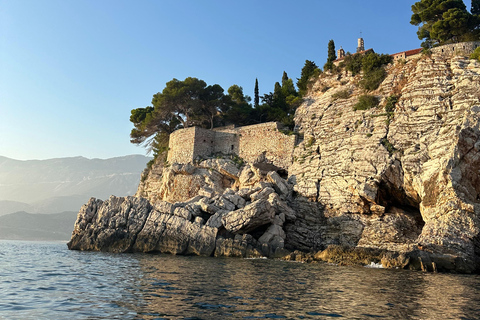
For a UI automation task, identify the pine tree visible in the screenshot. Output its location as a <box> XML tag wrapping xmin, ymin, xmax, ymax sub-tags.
<box><xmin>297</xmin><ymin>60</ymin><xmax>320</xmax><ymax>96</ymax></box>
<box><xmin>473</xmin><ymin>0</ymin><xmax>480</xmax><ymax>15</ymax></box>
<box><xmin>254</xmin><ymin>78</ymin><xmax>259</xmax><ymax>108</ymax></box>
<box><xmin>282</xmin><ymin>71</ymin><xmax>288</xmax><ymax>86</ymax></box>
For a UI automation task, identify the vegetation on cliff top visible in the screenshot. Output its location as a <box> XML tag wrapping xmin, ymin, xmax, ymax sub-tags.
<box><xmin>129</xmin><ymin>71</ymin><xmax>303</xmax><ymax>159</ymax></box>
<box><xmin>411</xmin><ymin>0</ymin><xmax>480</xmax><ymax>48</ymax></box>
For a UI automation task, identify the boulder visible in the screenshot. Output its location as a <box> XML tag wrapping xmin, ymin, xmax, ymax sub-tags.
<box><xmin>267</xmin><ymin>171</ymin><xmax>290</xmax><ymax>195</ymax></box>
<box><xmin>205</xmin><ymin>210</ymin><xmax>229</xmax><ymax>228</ymax></box>
<box><xmin>222</xmin><ymin>199</ymin><xmax>275</xmax><ymax>234</ymax></box>
<box><xmin>199</xmin><ymin>159</ymin><xmax>240</xmax><ymax>179</ymax></box>
<box><xmin>267</xmin><ymin>193</ymin><xmax>296</xmax><ymax>221</ymax></box>
<box><xmin>250</xmin><ymin>187</ymin><xmax>275</xmax><ymax>202</ymax></box>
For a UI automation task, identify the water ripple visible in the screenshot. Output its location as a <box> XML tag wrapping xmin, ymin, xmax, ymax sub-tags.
<box><xmin>1</xmin><ymin>240</ymin><xmax>480</xmax><ymax>319</ymax></box>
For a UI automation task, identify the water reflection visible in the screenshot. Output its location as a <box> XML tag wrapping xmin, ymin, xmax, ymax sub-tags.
<box><xmin>132</xmin><ymin>254</ymin><xmax>480</xmax><ymax>319</ymax></box>
<box><xmin>1</xmin><ymin>241</ymin><xmax>479</xmax><ymax>320</ymax></box>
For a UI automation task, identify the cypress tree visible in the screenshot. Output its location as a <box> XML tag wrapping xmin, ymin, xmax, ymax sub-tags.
<box><xmin>324</xmin><ymin>39</ymin><xmax>336</xmax><ymax>71</ymax></box>
<box><xmin>254</xmin><ymin>78</ymin><xmax>259</xmax><ymax>108</ymax></box>
<box><xmin>327</xmin><ymin>39</ymin><xmax>336</xmax><ymax>63</ymax></box>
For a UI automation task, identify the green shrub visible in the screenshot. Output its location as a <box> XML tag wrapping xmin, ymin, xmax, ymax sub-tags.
<box><xmin>353</xmin><ymin>95</ymin><xmax>379</xmax><ymax>111</ymax></box>
<box><xmin>381</xmin><ymin>138</ymin><xmax>395</xmax><ymax>155</ymax></box>
<box><xmin>470</xmin><ymin>47</ymin><xmax>480</xmax><ymax>61</ymax></box>
<box><xmin>343</xmin><ymin>53</ymin><xmax>363</xmax><ymax>75</ymax></box>
<box><xmin>359</xmin><ymin>68</ymin><xmax>387</xmax><ymax>91</ymax></box>
<box><xmin>332</xmin><ymin>89</ymin><xmax>351</xmax><ymax>100</ymax></box>
<box><xmin>422</xmin><ymin>48</ymin><xmax>432</xmax><ymax>56</ymax></box>
<box><xmin>305</xmin><ymin>136</ymin><xmax>316</xmax><ymax>147</ymax></box>
<box><xmin>385</xmin><ymin>95</ymin><xmax>399</xmax><ymax>114</ymax></box>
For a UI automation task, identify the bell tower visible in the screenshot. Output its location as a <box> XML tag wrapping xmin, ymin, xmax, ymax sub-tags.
<box><xmin>356</xmin><ymin>38</ymin><xmax>365</xmax><ymax>53</ymax></box>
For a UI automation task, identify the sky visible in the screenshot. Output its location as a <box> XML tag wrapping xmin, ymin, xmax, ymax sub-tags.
<box><xmin>0</xmin><ymin>0</ymin><xmax>433</xmax><ymax>160</ymax></box>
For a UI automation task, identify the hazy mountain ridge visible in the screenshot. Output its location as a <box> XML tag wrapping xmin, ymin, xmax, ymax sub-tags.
<box><xmin>0</xmin><ymin>155</ymin><xmax>151</xmax><ymax>213</ymax></box>
<box><xmin>0</xmin><ymin>211</ymin><xmax>78</xmax><ymax>241</ymax></box>
<box><xmin>0</xmin><ymin>154</ymin><xmax>151</xmax><ymax>240</ymax></box>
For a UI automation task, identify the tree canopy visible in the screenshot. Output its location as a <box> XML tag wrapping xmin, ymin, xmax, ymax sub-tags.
<box><xmin>130</xmin><ymin>77</ymin><xmax>231</xmax><ymax>157</ymax></box>
<box><xmin>410</xmin><ymin>0</ymin><xmax>480</xmax><ymax>47</ymax></box>
<box><xmin>130</xmin><ymin>73</ymin><xmax>304</xmax><ymax>159</ymax></box>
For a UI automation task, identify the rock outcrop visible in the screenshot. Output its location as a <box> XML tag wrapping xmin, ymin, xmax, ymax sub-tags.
<box><xmin>69</xmin><ymin>160</ymin><xmax>296</xmax><ymax>258</ymax></box>
<box><xmin>69</xmin><ymin>48</ymin><xmax>480</xmax><ymax>273</ymax></box>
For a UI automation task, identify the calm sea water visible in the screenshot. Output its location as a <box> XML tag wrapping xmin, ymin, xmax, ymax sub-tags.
<box><xmin>1</xmin><ymin>240</ymin><xmax>480</xmax><ymax>320</ymax></box>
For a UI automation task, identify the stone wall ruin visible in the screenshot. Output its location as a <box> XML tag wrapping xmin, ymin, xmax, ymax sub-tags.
<box><xmin>167</xmin><ymin>122</ymin><xmax>297</xmax><ymax>169</ymax></box>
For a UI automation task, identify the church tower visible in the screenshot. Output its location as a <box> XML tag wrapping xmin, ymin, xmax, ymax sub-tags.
<box><xmin>337</xmin><ymin>47</ymin><xmax>345</xmax><ymax>59</ymax></box>
<box><xmin>356</xmin><ymin>38</ymin><xmax>365</xmax><ymax>53</ymax></box>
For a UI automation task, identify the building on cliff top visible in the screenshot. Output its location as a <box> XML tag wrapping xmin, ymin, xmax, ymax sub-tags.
<box><xmin>334</xmin><ymin>39</ymin><xmax>479</xmax><ymax>66</ymax></box>
<box><xmin>167</xmin><ymin>122</ymin><xmax>297</xmax><ymax>170</ymax></box>
<box><xmin>334</xmin><ymin>38</ymin><xmax>374</xmax><ymax>66</ymax></box>
<box><xmin>391</xmin><ymin>48</ymin><xmax>423</xmax><ymax>62</ymax></box>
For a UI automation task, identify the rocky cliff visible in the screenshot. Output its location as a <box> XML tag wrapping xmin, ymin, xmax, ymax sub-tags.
<box><xmin>69</xmin><ymin>50</ymin><xmax>480</xmax><ymax>273</ymax></box>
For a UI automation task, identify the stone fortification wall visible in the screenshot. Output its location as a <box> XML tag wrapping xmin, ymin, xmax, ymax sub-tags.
<box><xmin>431</xmin><ymin>41</ymin><xmax>480</xmax><ymax>57</ymax></box>
<box><xmin>237</xmin><ymin>122</ymin><xmax>297</xmax><ymax>169</ymax></box>
<box><xmin>193</xmin><ymin>127</ymin><xmax>215</xmax><ymax>160</ymax></box>
<box><xmin>167</xmin><ymin>122</ymin><xmax>296</xmax><ymax>169</ymax></box>
<box><xmin>214</xmin><ymin>131</ymin><xmax>239</xmax><ymax>155</ymax></box>
<box><xmin>167</xmin><ymin>127</ymin><xmax>198</xmax><ymax>164</ymax></box>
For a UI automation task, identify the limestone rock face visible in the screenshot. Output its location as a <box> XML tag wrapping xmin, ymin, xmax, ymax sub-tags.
<box><xmin>289</xmin><ymin>53</ymin><xmax>480</xmax><ymax>272</ymax></box>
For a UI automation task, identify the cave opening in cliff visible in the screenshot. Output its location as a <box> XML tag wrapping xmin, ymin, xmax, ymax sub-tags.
<box><xmin>377</xmin><ymin>180</ymin><xmax>425</xmax><ymax>230</ymax></box>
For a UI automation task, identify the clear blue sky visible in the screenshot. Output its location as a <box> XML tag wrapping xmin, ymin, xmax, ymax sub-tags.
<box><xmin>1</xmin><ymin>0</ymin><xmax>431</xmax><ymax>160</ymax></box>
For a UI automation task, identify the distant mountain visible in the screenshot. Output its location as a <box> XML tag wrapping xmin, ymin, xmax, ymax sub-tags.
<box><xmin>0</xmin><ymin>155</ymin><xmax>151</xmax><ymax>215</ymax></box>
<box><xmin>0</xmin><ymin>211</ymin><xmax>78</xmax><ymax>241</ymax></box>
<box><xmin>0</xmin><ymin>200</ymin><xmax>33</xmax><ymax>216</ymax></box>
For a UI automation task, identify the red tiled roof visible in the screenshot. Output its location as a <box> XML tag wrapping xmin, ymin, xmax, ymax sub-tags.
<box><xmin>391</xmin><ymin>48</ymin><xmax>422</xmax><ymax>57</ymax></box>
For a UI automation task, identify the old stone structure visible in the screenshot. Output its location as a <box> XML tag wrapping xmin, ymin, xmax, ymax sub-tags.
<box><xmin>167</xmin><ymin>122</ymin><xmax>297</xmax><ymax>169</ymax></box>
<box><xmin>391</xmin><ymin>42</ymin><xmax>480</xmax><ymax>62</ymax></box>
<box><xmin>333</xmin><ymin>38</ymin><xmax>374</xmax><ymax>66</ymax></box>
<box><xmin>337</xmin><ymin>47</ymin><xmax>345</xmax><ymax>60</ymax></box>
<box><xmin>356</xmin><ymin>37</ymin><xmax>365</xmax><ymax>53</ymax></box>
<box><xmin>391</xmin><ymin>48</ymin><xmax>423</xmax><ymax>62</ymax></box>
<box><xmin>431</xmin><ymin>41</ymin><xmax>480</xmax><ymax>57</ymax></box>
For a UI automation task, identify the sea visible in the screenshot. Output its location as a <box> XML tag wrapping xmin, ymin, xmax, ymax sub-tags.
<box><xmin>1</xmin><ymin>240</ymin><xmax>480</xmax><ymax>320</ymax></box>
